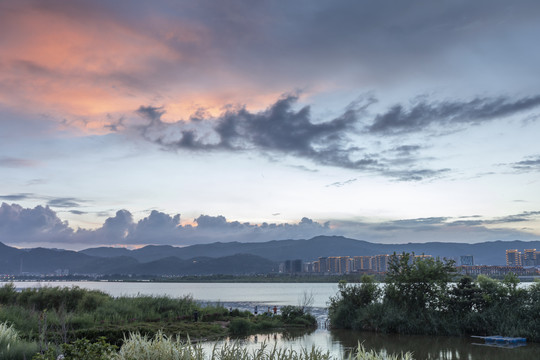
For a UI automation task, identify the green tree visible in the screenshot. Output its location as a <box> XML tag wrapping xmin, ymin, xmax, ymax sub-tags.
<box><xmin>384</xmin><ymin>253</ymin><xmax>456</xmax><ymax>312</ymax></box>
<box><xmin>328</xmin><ymin>275</ymin><xmax>381</xmax><ymax>329</ymax></box>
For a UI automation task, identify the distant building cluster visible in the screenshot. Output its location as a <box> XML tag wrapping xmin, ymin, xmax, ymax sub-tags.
<box><xmin>281</xmin><ymin>254</ymin><xmax>433</xmax><ymax>275</ymax></box>
<box><xmin>280</xmin><ymin>249</ymin><xmax>540</xmax><ymax>278</ymax></box>
<box><xmin>505</xmin><ymin>249</ymin><xmax>539</xmax><ymax>266</ymax></box>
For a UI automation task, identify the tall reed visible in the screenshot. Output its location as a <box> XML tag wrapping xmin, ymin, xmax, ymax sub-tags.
<box><xmin>0</xmin><ymin>321</ymin><xmax>39</xmax><ymax>360</ymax></box>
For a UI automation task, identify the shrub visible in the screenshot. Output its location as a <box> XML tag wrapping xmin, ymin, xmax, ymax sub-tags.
<box><xmin>229</xmin><ymin>318</ymin><xmax>252</xmax><ymax>335</ymax></box>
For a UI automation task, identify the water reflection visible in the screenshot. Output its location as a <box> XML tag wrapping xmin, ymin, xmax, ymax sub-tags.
<box><xmin>330</xmin><ymin>329</ymin><xmax>540</xmax><ymax>360</ymax></box>
<box><xmin>203</xmin><ymin>328</ymin><xmax>540</xmax><ymax>360</ymax></box>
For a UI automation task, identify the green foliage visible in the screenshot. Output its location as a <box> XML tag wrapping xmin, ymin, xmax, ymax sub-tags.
<box><xmin>279</xmin><ymin>306</ymin><xmax>316</xmax><ymax>327</ymax></box>
<box><xmin>33</xmin><ymin>337</ymin><xmax>117</xmax><ymax>360</ymax></box>
<box><xmin>229</xmin><ymin>318</ymin><xmax>252</xmax><ymax>335</ymax></box>
<box><xmin>0</xmin><ymin>283</ymin><xmax>17</xmax><ymax>305</ymax></box>
<box><xmin>329</xmin><ymin>276</ymin><xmax>382</xmax><ymax>330</ymax></box>
<box><xmin>329</xmin><ymin>253</ymin><xmax>540</xmax><ymax>342</ymax></box>
<box><xmin>384</xmin><ymin>253</ymin><xmax>455</xmax><ymax>312</ymax></box>
<box><xmin>0</xmin><ymin>284</ymin><xmax>231</xmax><ymax>345</ymax></box>
<box><xmin>0</xmin><ymin>321</ymin><xmax>39</xmax><ymax>360</ymax></box>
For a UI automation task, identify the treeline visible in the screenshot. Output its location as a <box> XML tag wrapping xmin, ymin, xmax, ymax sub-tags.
<box><xmin>329</xmin><ymin>253</ymin><xmax>540</xmax><ymax>342</ymax></box>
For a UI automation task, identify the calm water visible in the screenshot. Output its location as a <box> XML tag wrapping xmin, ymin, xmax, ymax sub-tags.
<box><xmin>9</xmin><ymin>281</ymin><xmax>539</xmax><ymax>359</ymax></box>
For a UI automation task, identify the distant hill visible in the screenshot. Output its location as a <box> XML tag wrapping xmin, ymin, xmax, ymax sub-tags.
<box><xmin>81</xmin><ymin>236</ymin><xmax>540</xmax><ymax>265</ymax></box>
<box><xmin>0</xmin><ymin>242</ymin><xmax>277</xmax><ymax>275</ymax></box>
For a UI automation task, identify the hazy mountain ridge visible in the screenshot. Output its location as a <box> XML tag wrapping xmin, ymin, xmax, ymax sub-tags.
<box><xmin>0</xmin><ymin>242</ymin><xmax>276</xmax><ymax>275</ymax></box>
<box><xmin>81</xmin><ymin>236</ymin><xmax>540</xmax><ymax>265</ymax></box>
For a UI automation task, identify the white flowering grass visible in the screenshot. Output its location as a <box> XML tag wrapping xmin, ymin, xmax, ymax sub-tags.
<box><xmin>0</xmin><ymin>321</ymin><xmax>39</xmax><ymax>360</ymax></box>
<box><xmin>117</xmin><ymin>332</ymin><xmax>413</xmax><ymax>360</ymax></box>
<box><xmin>346</xmin><ymin>343</ymin><xmax>413</xmax><ymax>360</ymax></box>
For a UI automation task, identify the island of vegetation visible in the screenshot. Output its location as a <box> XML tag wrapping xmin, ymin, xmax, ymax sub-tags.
<box><xmin>0</xmin><ymin>283</ymin><xmax>319</xmax><ymax>359</ymax></box>
<box><xmin>329</xmin><ymin>253</ymin><xmax>540</xmax><ymax>342</ymax></box>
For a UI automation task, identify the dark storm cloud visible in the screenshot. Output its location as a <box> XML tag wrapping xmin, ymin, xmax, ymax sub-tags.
<box><xmin>137</xmin><ymin>95</ymin><xmax>377</xmax><ymax>170</ymax></box>
<box><xmin>511</xmin><ymin>156</ymin><xmax>540</xmax><ymax>172</ymax></box>
<box><xmin>368</xmin><ymin>96</ymin><xmax>540</xmax><ymax>135</ymax></box>
<box><xmin>135</xmin><ymin>92</ymin><xmax>540</xmax><ymax>181</ymax></box>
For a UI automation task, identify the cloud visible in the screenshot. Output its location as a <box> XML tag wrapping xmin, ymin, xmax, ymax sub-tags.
<box><xmin>511</xmin><ymin>155</ymin><xmax>540</xmax><ymax>172</ymax></box>
<box><xmin>332</xmin><ymin>213</ymin><xmax>540</xmax><ymax>244</ymax></box>
<box><xmin>47</xmin><ymin>197</ymin><xmax>84</xmax><ymax>208</ymax></box>
<box><xmin>0</xmin><ymin>157</ymin><xmax>39</xmax><ymax>168</ymax></box>
<box><xmin>0</xmin><ymin>202</ymin><xmax>73</xmax><ymax>243</ymax></box>
<box><xmin>367</xmin><ymin>96</ymin><xmax>540</xmax><ymax>135</ymax></box>
<box><xmin>135</xmin><ymin>94</ymin><xmax>452</xmax><ymax>181</ymax></box>
<box><xmin>136</xmin><ymin>94</ymin><xmax>377</xmax><ymax>169</ymax></box>
<box><xmin>0</xmin><ymin>203</ymin><xmax>332</xmax><ymax>248</ymax></box>
<box><xmin>326</xmin><ymin>178</ymin><xmax>358</xmax><ymax>188</ymax></box>
<box><xmin>134</xmin><ymin>92</ymin><xmax>540</xmax><ymax>181</ymax></box>
<box><xmin>0</xmin><ymin>193</ymin><xmax>34</xmax><ymax>201</ymax></box>
<box><xmin>2</xmin><ymin>203</ymin><xmax>539</xmax><ymax>249</ymax></box>
<box><xmin>390</xmin><ymin>145</ymin><xmax>422</xmax><ymax>156</ymax></box>
<box><xmin>0</xmin><ymin>194</ymin><xmax>86</xmax><ymax>209</ymax></box>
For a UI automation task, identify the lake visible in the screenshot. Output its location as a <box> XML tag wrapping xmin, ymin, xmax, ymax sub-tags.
<box><xmin>9</xmin><ymin>281</ymin><xmax>540</xmax><ymax>359</ymax></box>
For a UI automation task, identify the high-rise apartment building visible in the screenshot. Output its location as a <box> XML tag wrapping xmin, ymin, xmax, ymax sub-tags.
<box><xmin>506</xmin><ymin>249</ymin><xmax>521</xmax><ymax>266</ymax></box>
<box><xmin>460</xmin><ymin>255</ymin><xmax>474</xmax><ymax>266</ymax></box>
<box><xmin>522</xmin><ymin>249</ymin><xmax>537</xmax><ymax>266</ymax></box>
<box><xmin>352</xmin><ymin>256</ymin><xmax>372</xmax><ymax>271</ymax></box>
<box><xmin>318</xmin><ymin>257</ymin><xmax>329</xmax><ymax>273</ymax></box>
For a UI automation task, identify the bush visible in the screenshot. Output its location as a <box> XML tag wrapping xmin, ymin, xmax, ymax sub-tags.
<box><xmin>229</xmin><ymin>318</ymin><xmax>252</xmax><ymax>335</ymax></box>
<box><xmin>33</xmin><ymin>337</ymin><xmax>117</xmax><ymax>360</ymax></box>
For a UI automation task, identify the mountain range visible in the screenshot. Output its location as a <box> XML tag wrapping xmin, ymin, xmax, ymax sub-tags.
<box><xmin>80</xmin><ymin>236</ymin><xmax>540</xmax><ymax>265</ymax></box>
<box><xmin>1</xmin><ymin>236</ymin><xmax>539</xmax><ymax>275</ymax></box>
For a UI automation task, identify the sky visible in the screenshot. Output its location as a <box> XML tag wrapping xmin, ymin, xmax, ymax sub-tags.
<box><xmin>1</xmin><ymin>0</ymin><xmax>540</xmax><ymax>250</ymax></box>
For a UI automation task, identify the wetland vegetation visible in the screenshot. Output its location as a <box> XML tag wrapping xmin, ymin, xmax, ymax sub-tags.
<box><xmin>329</xmin><ymin>253</ymin><xmax>540</xmax><ymax>342</ymax></box>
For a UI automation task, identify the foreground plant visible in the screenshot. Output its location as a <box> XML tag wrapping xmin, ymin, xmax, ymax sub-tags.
<box><xmin>0</xmin><ymin>321</ymin><xmax>39</xmax><ymax>360</ymax></box>
<box><xmin>117</xmin><ymin>331</ymin><xmax>205</xmax><ymax>360</ymax></box>
<box><xmin>116</xmin><ymin>332</ymin><xmax>412</xmax><ymax>360</ymax></box>
<box><xmin>346</xmin><ymin>344</ymin><xmax>413</xmax><ymax>360</ymax></box>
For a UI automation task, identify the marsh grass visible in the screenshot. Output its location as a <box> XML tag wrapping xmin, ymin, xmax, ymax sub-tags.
<box><xmin>117</xmin><ymin>332</ymin><xmax>413</xmax><ymax>360</ymax></box>
<box><xmin>0</xmin><ymin>321</ymin><xmax>39</xmax><ymax>360</ymax></box>
<box><xmin>0</xmin><ymin>284</ymin><xmax>231</xmax><ymax>345</ymax></box>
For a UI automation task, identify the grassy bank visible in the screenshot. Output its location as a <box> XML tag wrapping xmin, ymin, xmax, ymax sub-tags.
<box><xmin>0</xmin><ymin>283</ymin><xmax>316</xmax><ymax>349</ymax></box>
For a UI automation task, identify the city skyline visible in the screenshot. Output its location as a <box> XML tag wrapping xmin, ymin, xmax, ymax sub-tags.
<box><xmin>2</xmin><ymin>1</ymin><xmax>540</xmax><ymax>250</ymax></box>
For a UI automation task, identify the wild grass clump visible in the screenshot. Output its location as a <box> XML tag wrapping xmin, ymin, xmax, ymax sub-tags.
<box><xmin>346</xmin><ymin>344</ymin><xmax>413</xmax><ymax>360</ymax></box>
<box><xmin>0</xmin><ymin>321</ymin><xmax>39</xmax><ymax>360</ymax></box>
<box><xmin>117</xmin><ymin>331</ymin><xmax>204</xmax><ymax>360</ymax></box>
